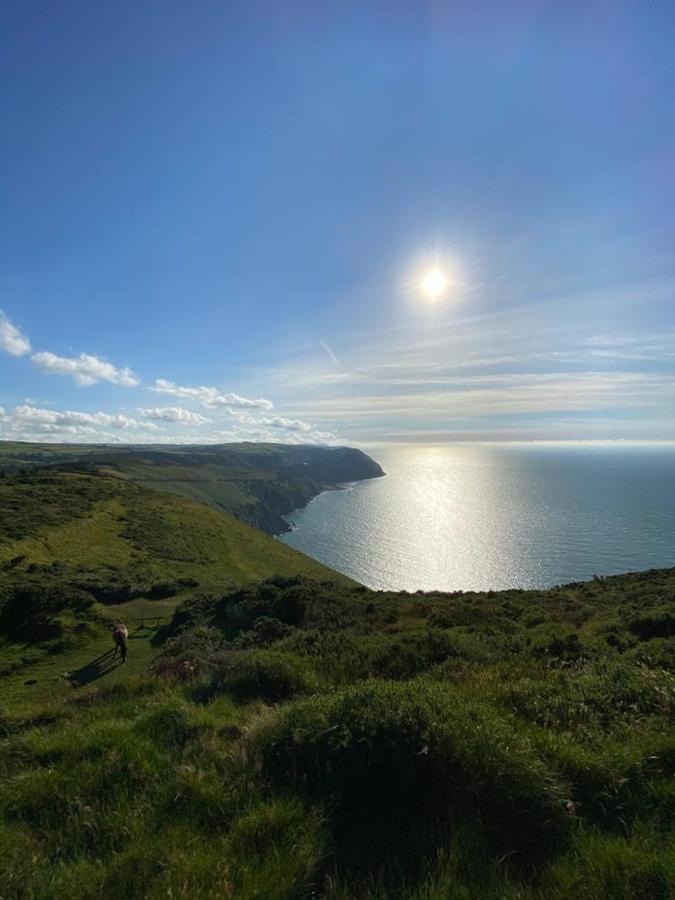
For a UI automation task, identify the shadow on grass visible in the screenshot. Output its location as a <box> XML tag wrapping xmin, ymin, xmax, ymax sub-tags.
<box><xmin>69</xmin><ymin>648</ymin><xmax>125</xmax><ymax>687</ymax></box>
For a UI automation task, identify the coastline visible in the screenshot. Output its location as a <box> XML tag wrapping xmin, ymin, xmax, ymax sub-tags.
<box><xmin>275</xmin><ymin>479</ymin><xmax>371</xmax><ymax>535</ymax></box>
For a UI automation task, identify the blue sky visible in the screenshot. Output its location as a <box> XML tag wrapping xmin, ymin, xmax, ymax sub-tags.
<box><xmin>1</xmin><ymin>0</ymin><xmax>674</xmax><ymax>445</ymax></box>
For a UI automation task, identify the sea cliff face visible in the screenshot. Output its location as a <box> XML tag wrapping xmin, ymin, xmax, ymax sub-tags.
<box><xmin>236</xmin><ymin>446</ymin><xmax>386</xmax><ymax>534</ymax></box>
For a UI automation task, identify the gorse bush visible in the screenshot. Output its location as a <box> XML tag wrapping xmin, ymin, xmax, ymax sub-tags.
<box><xmin>628</xmin><ymin>608</ymin><xmax>675</xmax><ymax>640</ymax></box>
<box><xmin>150</xmin><ymin>624</ymin><xmax>229</xmax><ymax>682</ymax></box>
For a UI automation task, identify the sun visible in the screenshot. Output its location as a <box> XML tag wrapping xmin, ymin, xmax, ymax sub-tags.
<box><xmin>420</xmin><ymin>268</ymin><xmax>449</xmax><ymax>301</ymax></box>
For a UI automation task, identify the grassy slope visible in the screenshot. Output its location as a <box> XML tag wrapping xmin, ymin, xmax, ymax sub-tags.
<box><xmin>0</xmin><ymin>469</ymin><xmax>351</xmax><ymax>711</ymax></box>
<box><xmin>0</xmin><ymin>442</ymin><xmax>289</xmax><ymax>518</ymax></box>
<box><xmin>0</xmin><ymin>441</ymin><xmax>385</xmax><ymax>533</ymax></box>
<box><xmin>1</xmin><ymin>570</ymin><xmax>674</xmax><ymax>898</ymax></box>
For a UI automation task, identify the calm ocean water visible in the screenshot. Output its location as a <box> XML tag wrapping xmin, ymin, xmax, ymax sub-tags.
<box><xmin>278</xmin><ymin>445</ymin><xmax>675</xmax><ymax>592</ymax></box>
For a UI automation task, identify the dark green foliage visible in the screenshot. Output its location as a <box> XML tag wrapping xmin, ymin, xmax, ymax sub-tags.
<box><xmin>0</xmin><ymin>470</ymin><xmax>113</xmax><ymax>543</ymax></box>
<box><xmin>234</xmin><ymin>616</ymin><xmax>293</xmax><ymax>648</ymax></box>
<box><xmin>166</xmin><ymin>575</ymin><xmax>402</xmax><ymax>639</ymax></box>
<box><xmin>529</xmin><ymin>625</ymin><xmax>587</xmax><ymax>661</ymax></box>
<box><xmin>75</xmin><ymin>575</ymin><xmax>200</xmax><ymax>604</ymax></box>
<box><xmin>259</xmin><ymin>680</ymin><xmax>571</xmax><ymax>873</ymax></box>
<box><xmin>202</xmin><ymin>650</ymin><xmax>317</xmax><ymax>702</ymax></box>
<box><xmin>150</xmin><ymin>624</ymin><xmax>229</xmax><ymax>682</ymax></box>
<box><xmin>0</xmin><ymin>581</ymin><xmax>94</xmax><ymax>641</ymax></box>
<box><xmin>628</xmin><ymin>608</ymin><xmax>675</xmax><ymax>640</ymax></box>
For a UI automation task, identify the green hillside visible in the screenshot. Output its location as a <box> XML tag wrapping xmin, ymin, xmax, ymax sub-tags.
<box><xmin>0</xmin><ymin>569</ymin><xmax>673</xmax><ymax>898</ymax></box>
<box><xmin>0</xmin><ymin>441</ymin><xmax>385</xmax><ymax>534</ymax></box>
<box><xmin>0</xmin><ymin>468</ymin><xmax>351</xmax><ymax>709</ymax></box>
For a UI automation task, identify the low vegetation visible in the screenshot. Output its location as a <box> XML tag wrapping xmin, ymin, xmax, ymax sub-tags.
<box><xmin>0</xmin><ymin>468</ymin><xmax>350</xmax><ymax>708</ymax></box>
<box><xmin>1</xmin><ymin>567</ymin><xmax>674</xmax><ymax>898</ymax></box>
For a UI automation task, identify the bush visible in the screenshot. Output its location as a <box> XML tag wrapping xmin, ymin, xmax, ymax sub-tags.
<box><xmin>150</xmin><ymin>625</ymin><xmax>229</xmax><ymax>682</ymax></box>
<box><xmin>0</xmin><ymin>582</ymin><xmax>94</xmax><ymax>641</ymax></box>
<box><xmin>204</xmin><ymin>650</ymin><xmax>317</xmax><ymax>703</ymax></box>
<box><xmin>530</xmin><ymin>625</ymin><xmax>586</xmax><ymax>661</ymax></box>
<box><xmin>234</xmin><ymin>616</ymin><xmax>293</xmax><ymax>648</ymax></box>
<box><xmin>628</xmin><ymin>609</ymin><xmax>675</xmax><ymax>640</ymax></box>
<box><xmin>258</xmin><ymin>679</ymin><xmax>571</xmax><ymax>874</ymax></box>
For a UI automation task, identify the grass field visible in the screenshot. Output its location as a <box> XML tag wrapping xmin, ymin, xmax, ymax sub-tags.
<box><xmin>0</xmin><ymin>468</ymin><xmax>351</xmax><ymax>712</ymax></box>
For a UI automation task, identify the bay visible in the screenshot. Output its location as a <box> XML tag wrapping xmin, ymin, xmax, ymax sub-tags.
<box><xmin>278</xmin><ymin>444</ymin><xmax>675</xmax><ymax>591</ymax></box>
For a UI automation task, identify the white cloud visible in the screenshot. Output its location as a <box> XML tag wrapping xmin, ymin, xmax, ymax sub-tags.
<box><xmin>11</xmin><ymin>404</ymin><xmax>157</xmax><ymax>431</ymax></box>
<box><xmin>234</xmin><ymin>412</ymin><xmax>313</xmax><ymax>433</ymax></box>
<box><xmin>0</xmin><ymin>311</ymin><xmax>31</xmax><ymax>356</ymax></box>
<box><xmin>0</xmin><ymin>402</ymin><xmax>337</xmax><ymax>445</ymax></box>
<box><xmin>264</xmin><ymin>416</ymin><xmax>312</xmax><ymax>432</ymax></box>
<box><xmin>31</xmin><ymin>351</ymin><xmax>139</xmax><ymax>387</ymax></box>
<box><xmin>220</xmin><ymin>410</ymin><xmax>336</xmax><ymax>444</ymax></box>
<box><xmin>211</xmin><ymin>427</ymin><xmax>336</xmax><ymax>445</ymax></box>
<box><xmin>151</xmin><ymin>378</ymin><xmax>273</xmax><ymax>410</ymax></box>
<box><xmin>138</xmin><ymin>406</ymin><xmax>210</xmax><ymax>425</ymax></box>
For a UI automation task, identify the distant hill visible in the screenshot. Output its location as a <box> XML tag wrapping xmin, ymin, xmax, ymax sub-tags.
<box><xmin>0</xmin><ymin>441</ymin><xmax>385</xmax><ymax>534</ymax></box>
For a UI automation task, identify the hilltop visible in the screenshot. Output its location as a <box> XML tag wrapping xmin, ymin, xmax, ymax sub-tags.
<box><xmin>0</xmin><ymin>441</ymin><xmax>385</xmax><ymax>534</ymax></box>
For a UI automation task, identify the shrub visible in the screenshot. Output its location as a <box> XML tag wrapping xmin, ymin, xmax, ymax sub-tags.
<box><xmin>204</xmin><ymin>650</ymin><xmax>317</xmax><ymax>703</ymax></box>
<box><xmin>258</xmin><ymin>679</ymin><xmax>571</xmax><ymax>874</ymax></box>
<box><xmin>628</xmin><ymin>609</ymin><xmax>675</xmax><ymax>640</ymax></box>
<box><xmin>529</xmin><ymin>625</ymin><xmax>586</xmax><ymax>661</ymax></box>
<box><xmin>0</xmin><ymin>582</ymin><xmax>94</xmax><ymax>642</ymax></box>
<box><xmin>150</xmin><ymin>625</ymin><xmax>229</xmax><ymax>682</ymax></box>
<box><xmin>235</xmin><ymin>616</ymin><xmax>293</xmax><ymax>648</ymax></box>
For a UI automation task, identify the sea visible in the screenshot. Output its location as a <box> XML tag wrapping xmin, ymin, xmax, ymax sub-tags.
<box><xmin>278</xmin><ymin>444</ymin><xmax>675</xmax><ymax>592</ymax></box>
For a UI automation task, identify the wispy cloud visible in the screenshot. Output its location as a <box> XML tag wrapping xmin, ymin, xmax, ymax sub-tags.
<box><xmin>319</xmin><ymin>340</ymin><xmax>342</xmax><ymax>369</ymax></box>
<box><xmin>0</xmin><ymin>311</ymin><xmax>31</xmax><ymax>357</ymax></box>
<box><xmin>31</xmin><ymin>351</ymin><xmax>139</xmax><ymax>387</ymax></box>
<box><xmin>150</xmin><ymin>379</ymin><xmax>273</xmax><ymax>410</ymax></box>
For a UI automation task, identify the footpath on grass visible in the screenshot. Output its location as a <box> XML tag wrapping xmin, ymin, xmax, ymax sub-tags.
<box><xmin>1</xmin><ymin>596</ymin><xmax>179</xmax><ymax>713</ymax></box>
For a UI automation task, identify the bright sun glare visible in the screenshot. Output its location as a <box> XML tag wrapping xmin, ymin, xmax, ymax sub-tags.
<box><xmin>420</xmin><ymin>268</ymin><xmax>450</xmax><ymax>300</ymax></box>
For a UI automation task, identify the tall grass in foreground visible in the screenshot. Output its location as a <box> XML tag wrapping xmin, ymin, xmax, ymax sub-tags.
<box><xmin>1</xmin><ymin>572</ymin><xmax>674</xmax><ymax>897</ymax></box>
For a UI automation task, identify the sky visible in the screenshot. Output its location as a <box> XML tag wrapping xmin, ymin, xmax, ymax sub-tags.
<box><xmin>1</xmin><ymin>0</ymin><xmax>674</xmax><ymax>446</ymax></box>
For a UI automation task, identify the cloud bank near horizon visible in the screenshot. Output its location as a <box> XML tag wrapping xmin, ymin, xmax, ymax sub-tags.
<box><xmin>0</xmin><ymin>312</ymin><xmax>334</xmax><ymax>444</ymax></box>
